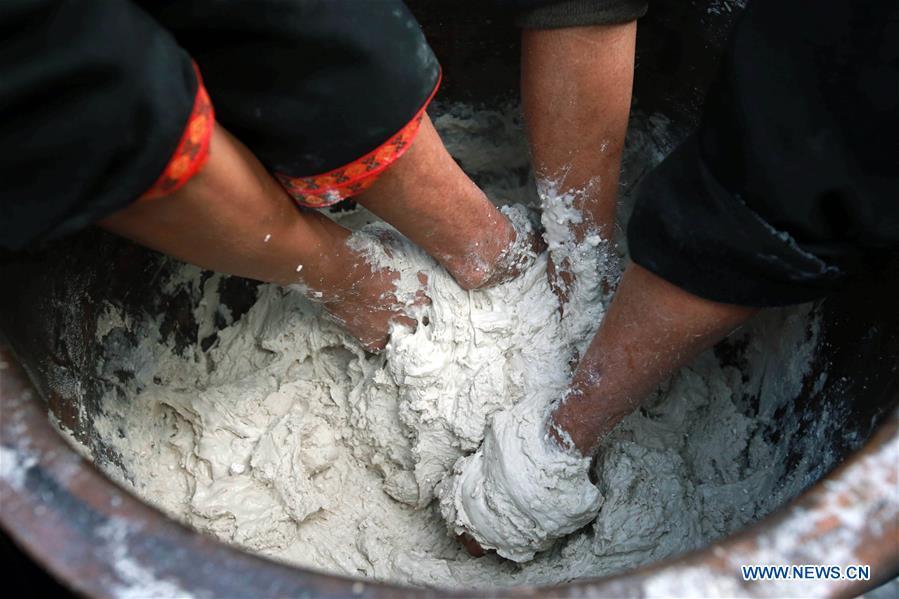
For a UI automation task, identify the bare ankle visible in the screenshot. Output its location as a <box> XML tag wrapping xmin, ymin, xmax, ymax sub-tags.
<box><xmin>447</xmin><ymin>219</ymin><xmax>516</xmax><ymax>290</ymax></box>
<box><xmin>447</xmin><ymin>206</ymin><xmax>541</xmax><ymax>291</ymax></box>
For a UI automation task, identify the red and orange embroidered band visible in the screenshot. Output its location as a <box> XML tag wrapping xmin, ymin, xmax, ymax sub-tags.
<box><xmin>141</xmin><ymin>66</ymin><xmax>437</xmax><ymax>206</ymax></box>
<box><xmin>141</xmin><ymin>64</ymin><xmax>215</xmax><ymax>200</ymax></box>
<box><xmin>276</xmin><ymin>72</ymin><xmax>442</xmax><ymax>208</ymax></box>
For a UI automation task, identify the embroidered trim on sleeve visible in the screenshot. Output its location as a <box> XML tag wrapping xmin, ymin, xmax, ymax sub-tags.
<box><xmin>276</xmin><ymin>71</ymin><xmax>441</xmax><ymax>208</ymax></box>
<box><xmin>141</xmin><ymin>64</ymin><xmax>215</xmax><ymax>200</ymax></box>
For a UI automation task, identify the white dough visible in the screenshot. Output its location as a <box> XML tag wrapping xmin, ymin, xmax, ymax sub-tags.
<box><xmin>435</xmin><ymin>177</ymin><xmax>612</xmax><ymax>561</ymax></box>
<box><xmin>64</xmin><ymin>105</ymin><xmax>834</xmax><ymax>590</ymax></box>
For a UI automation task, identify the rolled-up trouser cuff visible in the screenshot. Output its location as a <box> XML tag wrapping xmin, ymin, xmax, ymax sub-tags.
<box><xmin>627</xmin><ymin>136</ymin><xmax>846</xmax><ymax>308</ymax></box>
<box><xmin>141</xmin><ymin>64</ymin><xmax>215</xmax><ymax>200</ymax></box>
<box><xmin>275</xmin><ymin>70</ymin><xmax>441</xmax><ymax>208</ymax></box>
<box><xmin>0</xmin><ymin>0</ymin><xmax>199</xmax><ymax>249</ymax></box>
<box><xmin>516</xmin><ymin>0</ymin><xmax>648</xmax><ymax>29</ymax></box>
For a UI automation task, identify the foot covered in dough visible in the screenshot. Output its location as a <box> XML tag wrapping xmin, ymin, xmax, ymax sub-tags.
<box><xmin>315</xmin><ymin>230</ymin><xmax>431</xmax><ymax>353</ymax></box>
<box><xmin>322</xmin><ymin>268</ymin><xmax>429</xmax><ymax>353</ymax></box>
<box><xmin>448</xmin><ymin>203</ymin><xmax>546</xmax><ymax>291</ymax></box>
<box><xmin>437</xmin><ymin>395</ymin><xmax>603</xmax><ymax>562</ymax></box>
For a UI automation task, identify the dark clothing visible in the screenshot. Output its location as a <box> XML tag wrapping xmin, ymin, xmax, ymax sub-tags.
<box><xmin>505</xmin><ymin>0</ymin><xmax>648</xmax><ymax>28</ymax></box>
<box><xmin>0</xmin><ymin>0</ymin><xmax>197</xmax><ymax>250</ymax></box>
<box><xmin>0</xmin><ymin>0</ymin><xmax>439</xmax><ymax>249</ymax></box>
<box><xmin>629</xmin><ymin>0</ymin><xmax>899</xmax><ymax>306</ymax></box>
<box><xmin>138</xmin><ymin>0</ymin><xmax>440</xmax><ymax>179</ymax></box>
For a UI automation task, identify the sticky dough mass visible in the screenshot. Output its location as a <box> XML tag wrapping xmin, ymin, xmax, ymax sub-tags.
<box><xmin>76</xmin><ymin>106</ymin><xmax>825</xmax><ymax>589</ymax></box>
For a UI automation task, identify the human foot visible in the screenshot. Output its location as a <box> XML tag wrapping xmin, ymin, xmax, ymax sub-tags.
<box><xmin>357</xmin><ymin>115</ymin><xmax>543</xmax><ymax>291</ymax></box>
<box><xmin>316</xmin><ymin>233</ymin><xmax>430</xmax><ymax>352</ymax></box>
<box><xmin>321</xmin><ymin>272</ymin><xmax>427</xmax><ymax>352</ymax></box>
<box><xmin>444</xmin><ymin>204</ymin><xmax>546</xmax><ymax>291</ymax></box>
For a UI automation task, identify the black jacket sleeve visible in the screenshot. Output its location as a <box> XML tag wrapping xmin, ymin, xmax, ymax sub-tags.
<box><xmin>501</xmin><ymin>0</ymin><xmax>648</xmax><ymax>28</ymax></box>
<box><xmin>0</xmin><ymin>0</ymin><xmax>197</xmax><ymax>250</ymax></box>
<box><xmin>628</xmin><ymin>0</ymin><xmax>899</xmax><ymax>307</ymax></box>
<box><xmin>140</xmin><ymin>0</ymin><xmax>441</xmax><ymax>178</ymax></box>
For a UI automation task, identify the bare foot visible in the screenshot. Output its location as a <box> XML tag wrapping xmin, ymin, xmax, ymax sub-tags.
<box><xmin>323</xmin><ymin>269</ymin><xmax>429</xmax><ymax>352</ymax></box>
<box><xmin>450</xmin><ymin>206</ymin><xmax>547</xmax><ymax>291</ymax></box>
<box><xmin>315</xmin><ymin>229</ymin><xmax>430</xmax><ymax>352</ymax></box>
